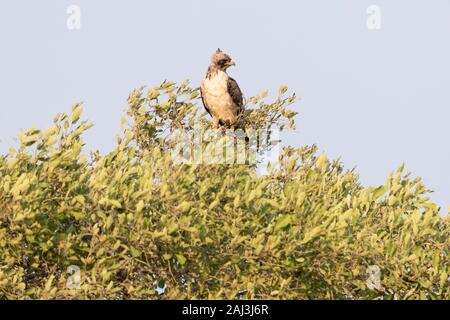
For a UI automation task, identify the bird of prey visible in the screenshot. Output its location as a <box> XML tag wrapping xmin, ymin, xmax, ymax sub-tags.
<box><xmin>200</xmin><ymin>49</ymin><xmax>244</xmax><ymax>128</ymax></box>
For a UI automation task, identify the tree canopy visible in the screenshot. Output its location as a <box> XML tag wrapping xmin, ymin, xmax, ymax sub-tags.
<box><xmin>0</xmin><ymin>81</ymin><xmax>448</xmax><ymax>299</ymax></box>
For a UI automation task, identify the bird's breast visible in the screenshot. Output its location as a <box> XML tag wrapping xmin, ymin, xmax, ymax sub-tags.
<box><xmin>203</xmin><ymin>71</ymin><xmax>229</xmax><ymax>96</ymax></box>
<box><xmin>201</xmin><ymin>71</ymin><xmax>237</xmax><ymax>121</ymax></box>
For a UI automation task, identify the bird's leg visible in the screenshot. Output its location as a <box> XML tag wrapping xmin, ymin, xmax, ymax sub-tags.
<box><xmin>211</xmin><ymin>117</ymin><xmax>219</xmax><ymax>129</ymax></box>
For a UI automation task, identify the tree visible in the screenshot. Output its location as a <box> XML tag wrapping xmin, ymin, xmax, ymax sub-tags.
<box><xmin>0</xmin><ymin>81</ymin><xmax>448</xmax><ymax>299</ymax></box>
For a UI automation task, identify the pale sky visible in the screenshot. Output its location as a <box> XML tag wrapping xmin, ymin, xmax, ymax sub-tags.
<box><xmin>1</xmin><ymin>0</ymin><xmax>449</xmax><ymax>212</ymax></box>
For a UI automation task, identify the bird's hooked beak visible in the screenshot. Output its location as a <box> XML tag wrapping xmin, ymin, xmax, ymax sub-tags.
<box><xmin>226</xmin><ymin>60</ymin><xmax>236</xmax><ymax>67</ymax></box>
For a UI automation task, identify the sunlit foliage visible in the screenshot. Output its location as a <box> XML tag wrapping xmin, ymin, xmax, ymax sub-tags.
<box><xmin>0</xmin><ymin>81</ymin><xmax>448</xmax><ymax>299</ymax></box>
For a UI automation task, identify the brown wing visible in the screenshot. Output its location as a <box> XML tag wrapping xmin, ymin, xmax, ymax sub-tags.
<box><xmin>227</xmin><ymin>77</ymin><xmax>244</xmax><ymax>115</ymax></box>
<box><xmin>200</xmin><ymin>84</ymin><xmax>213</xmax><ymax>118</ymax></box>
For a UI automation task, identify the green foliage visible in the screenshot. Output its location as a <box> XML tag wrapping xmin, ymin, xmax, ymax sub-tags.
<box><xmin>0</xmin><ymin>81</ymin><xmax>448</xmax><ymax>300</ymax></box>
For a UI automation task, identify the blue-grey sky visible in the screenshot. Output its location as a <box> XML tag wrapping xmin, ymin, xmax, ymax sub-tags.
<box><xmin>1</xmin><ymin>0</ymin><xmax>449</xmax><ymax>212</ymax></box>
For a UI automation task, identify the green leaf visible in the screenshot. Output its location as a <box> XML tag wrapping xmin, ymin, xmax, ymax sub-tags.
<box><xmin>274</xmin><ymin>214</ymin><xmax>294</xmax><ymax>231</ymax></box>
<box><xmin>71</xmin><ymin>104</ymin><xmax>83</xmax><ymax>124</ymax></box>
<box><xmin>21</xmin><ymin>134</ymin><xmax>40</xmax><ymax>146</ymax></box>
<box><xmin>110</xmin><ymin>200</ymin><xmax>122</xmax><ymax>209</ymax></box>
<box><xmin>373</xmin><ymin>185</ymin><xmax>389</xmax><ymax>199</ymax></box>
<box><xmin>130</xmin><ymin>246</ymin><xmax>140</xmax><ymax>258</ymax></box>
<box><xmin>433</xmin><ymin>252</ymin><xmax>440</xmax><ymax>271</ymax></box>
<box><xmin>175</xmin><ymin>254</ymin><xmax>187</xmax><ymax>265</ymax></box>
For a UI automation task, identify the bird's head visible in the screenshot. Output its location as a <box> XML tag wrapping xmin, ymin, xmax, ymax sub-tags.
<box><xmin>211</xmin><ymin>48</ymin><xmax>236</xmax><ymax>71</ymax></box>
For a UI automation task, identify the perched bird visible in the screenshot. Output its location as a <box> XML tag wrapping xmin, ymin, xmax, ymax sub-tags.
<box><xmin>200</xmin><ymin>49</ymin><xmax>244</xmax><ymax>128</ymax></box>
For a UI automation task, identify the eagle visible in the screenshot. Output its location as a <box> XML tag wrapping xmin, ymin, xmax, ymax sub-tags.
<box><xmin>200</xmin><ymin>49</ymin><xmax>244</xmax><ymax>128</ymax></box>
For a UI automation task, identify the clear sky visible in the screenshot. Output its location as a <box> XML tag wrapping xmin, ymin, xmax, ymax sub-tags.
<box><xmin>1</xmin><ymin>0</ymin><xmax>449</xmax><ymax>212</ymax></box>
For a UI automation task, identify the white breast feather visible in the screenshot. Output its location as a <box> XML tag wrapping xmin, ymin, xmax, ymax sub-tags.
<box><xmin>201</xmin><ymin>71</ymin><xmax>238</xmax><ymax>121</ymax></box>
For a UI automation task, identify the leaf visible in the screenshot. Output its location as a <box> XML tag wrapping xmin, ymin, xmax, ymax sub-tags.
<box><xmin>316</xmin><ymin>154</ymin><xmax>329</xmax><ymax>170</ymax></box>
<box><xmin>440</xmin><ymin>272</ymin><xmax>448</xmax><ymax>289</ymax></box>
<box><xmin>177</xmin><ymin>201</ymin><xmax>192</xmax><ymax>213</ymax></box>
<box><xmin>110</xmin><ymin>200</ymin><xmax>122</xmax><ymax>209</ymax></box>
<box><xmin>43</xmin><ymin>126</ymin><xmax>58</xmax><ymax>137</ymax></box>
<box><xmin>274</xmin><ymin>215</ymin><xmax>294</xmax><ymax>231</ymax></box>
<box><xmin>21</xmin><ymin>134</ymin><xmax>40</xmax><ymax>147</ymax></box>
<box><xmin>130</xmin><ymin>246</ymin><xmax>140</xmax><ymax>258</ymax></box>
<box><xmin>147</xmin><ymin>87</ymin><xmax>160</xmax><ymax>100</ymax></box>
<box><xmin>72</xmin><ymin>195</ymin><xmax>86</xmax><ymax>205</ymax></box>
<box><xmin>300</xmin><ymin>226</ymin><xmax>322</xmax><ymax>245</ymax></box>
<box><xmin>17</xmin><ymin>283</ymin><xmax>26</xmax><ymax>291</ymax></box>
<box><xmin>433</xmin><ymin>252</ymin><xmax>440</xmax><ymax>271</ymax></box>
<box><xmin>45</xmin><ymin>136</ymin><xmax>58</xmax><ymax>147</ymax></box>
<box><xmin>286</xmin><ymin>157</ymin><xmax>297</xmax><ymax>171</ymax></box>
<box><xmin>71</xmin><ymin>105</ymin><xmax>83</xmax><ymax>124</ymax></box>
<box><xmin>175</xmin><ymin>254</ymin><xmax>187</xmax><ymax>266</ymax></box>
<box><xmin>386</xmin><ymin>241</ymin><xmax>396</xmax><ymax>257</ymax></box>
<box><xmin>233</xmin><ymin>195</ymin><xmax>241</xmax><ymax>208</ymax></box>
<box><xmin>373</xmin><ymin>185</ymin><xmax>389</xmax><ymax>199</ymax></box>
<box><xmin>136</xmin><ymin>200</ymin><xmax>145</xmax><ymax>212</ymax></box>
<box><xmin>388</xmin><ymin>196</ymin><xmax>397</xmax><ymax>206</ymax></box>
<box><xmin>279</xmin><ymin>85</ymin><xmax>288</xmax><ymax>95</ymax></box>
<box><xmin>44</xmin><ymin>275</ymin><xmax>55</xmax><ymax>292</ymax></box>
<box><xmin>106</xmin><ymin>215</ymin><xmax>114</xmax><ymax>229</ymax></box>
